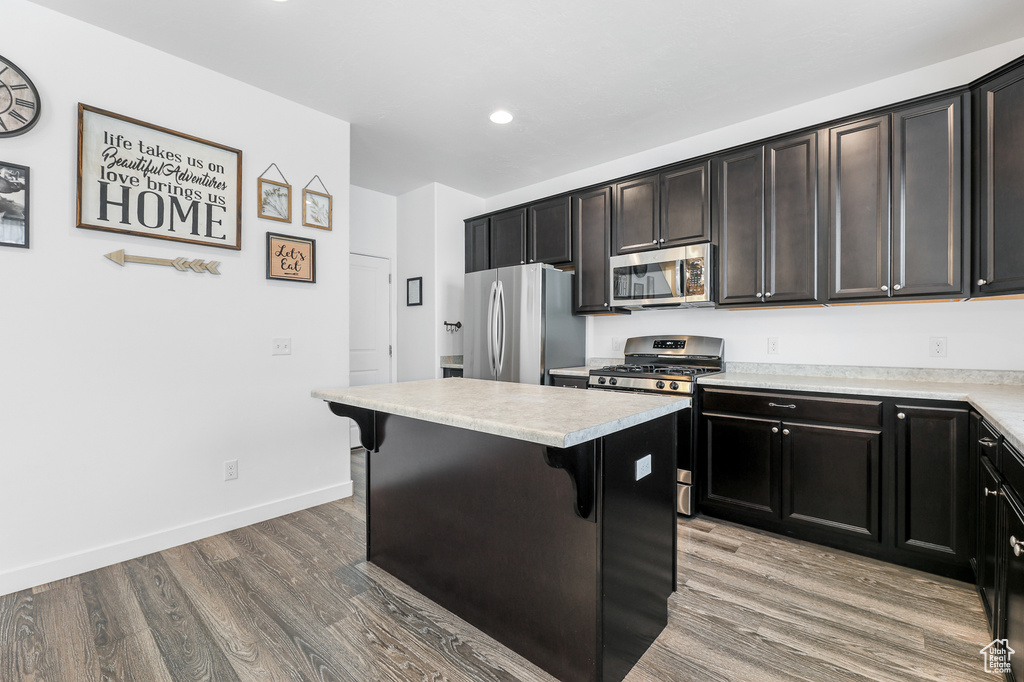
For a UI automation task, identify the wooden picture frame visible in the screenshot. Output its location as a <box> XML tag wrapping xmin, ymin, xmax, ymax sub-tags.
<box><xmin>407</xmin><ymin>277</ymin><xmax>423</xmax><ymax>306</ymax></box>
<box><xmin>266</xmin><ymin>232</ymin><xmax>315</xmax><ymax>283</ymax></box>
<box><xmin>0</xmin><ymin>161</ymin><xmax>29</xmax><ymax>249</ymax></box>
<box><xmin>302</xmin><ymin>188</ymin><xmax>332</xmax><ymax>230</ymax></box>
<box><xmin>258</xmin><ymin>178</ymin><xmax>291</xmax><ymax>223</ymax></box>
<box><xmin>76</xmin><ymin>104</ymin><xmax>242</xmax><ymax>250</ymax></box>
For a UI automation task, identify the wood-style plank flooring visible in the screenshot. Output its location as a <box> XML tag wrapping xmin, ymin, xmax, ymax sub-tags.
<box><xmin>0</xmin><ymin>450</ymin><xmax>992</xmax><ymax>681</ymax></box>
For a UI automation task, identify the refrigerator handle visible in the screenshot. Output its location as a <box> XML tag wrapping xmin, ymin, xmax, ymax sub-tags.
<box><xmin>497</xmin><ymin>280</ymin><xmax>506</xmax><ymax>374</ymax></box>
<box><xmin>486</xmin><ymin>279</ymin><xmax>497</xmax><ymax>376</ymax></box>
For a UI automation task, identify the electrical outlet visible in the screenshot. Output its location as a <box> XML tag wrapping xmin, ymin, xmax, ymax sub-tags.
<box><xmin>612</xmin><ymin>337</ymin><xmax>626</xmax><ymax>352</ymax></box>
<box><xmin>224</xmin><ymin>459</ymin><xmax>238</xmax><ymax>481</ymax></box>
<box><xmin>768</xmin><ymin>337</ymin><xmax>779</xmax><ymax>355</ymax></box>
<box><xmin>272</xmin><ymin>337</ymin><xmax>292</xmax><ymax>355</ymax></box>
<box><xmin>929</xmin><ymin>337</ymin><xmax>947</xmax><ymax>358</ymax></box>
<box><xmin>635</xmin><ymin>454</ymin><xmax>652</xmax><ymax>481</ymax></box>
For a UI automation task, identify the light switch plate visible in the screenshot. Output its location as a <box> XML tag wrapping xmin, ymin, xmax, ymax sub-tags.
<box><xmin>272</xmin><ymin>337</ymin><xmax>292</xmax><ymax>355</ymax></box>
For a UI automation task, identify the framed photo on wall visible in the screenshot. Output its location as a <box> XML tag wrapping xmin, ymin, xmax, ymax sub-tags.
<box><xmin>259</xmin><ymin>178</ymin><xmax>291</xmax><ymax>222</ymax></box>
<box><xmin>266</xmin><ymin>232</ymin><xmax>315</xmax><ymax>283</ymax></box>
<box><xmin>76</xmin><ymin>104</ymin><xmax>242</xmax><ymax>250</ymax></box>
<box><xmin>0</xmin><ymin>161</ymin><xmax>29</xmax><ymax>249</ymax></box>
<box><xmin>407</xmin><ymin>277</ymin><xmax>423</xmax><ymax>306</ymax></box>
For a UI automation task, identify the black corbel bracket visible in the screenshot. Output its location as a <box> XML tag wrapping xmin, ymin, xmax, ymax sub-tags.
<box><xmin>327</xmin><ymin>403</ymin><xmax>377</xmax><ymax>452</ymax></box>
<box><xmin>544</xmin><ymin>442</ymin><xmax>598</xmax><ymax>522</ymax></box>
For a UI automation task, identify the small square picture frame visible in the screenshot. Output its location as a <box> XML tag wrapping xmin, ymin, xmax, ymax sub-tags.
<box><xmin>258</xmin><ymin>178</ymin><xmax>291</xmax><ymax>222</ymax></box>
<box><xmin>266</xmin><ymin>232</ymin><xmax>316</xmax><ymax>283</ymax></box>
<box><xmin>302</xmin><ymin>188</ymin><xmax>332</xmax><ymax>230</ymax></box>
<box><xmin>407</xmin><ymin>277</ymin><xmax>423</xmax><ymax>306</ymax></box>
<box><xmin>0</xmin><ymin>161</ymin><xmax>29</xmax><ymax>249</ymax></box>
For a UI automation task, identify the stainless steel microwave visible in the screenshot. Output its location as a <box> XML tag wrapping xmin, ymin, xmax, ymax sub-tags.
<box><xmin>609</xmin><ymin>244</ymin><xmax>715</xmax><ymax>309</ymax></box>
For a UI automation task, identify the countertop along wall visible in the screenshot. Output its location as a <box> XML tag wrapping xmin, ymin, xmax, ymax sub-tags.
<box><xmin>479</xmin><ymin>37</ymin><xmax>1024</xmax><ymax>372</ymax></box>
<box><xmin>0</xmin><ymin>0</ymin><xmax>352</xmax><ymax>595</ymax></box>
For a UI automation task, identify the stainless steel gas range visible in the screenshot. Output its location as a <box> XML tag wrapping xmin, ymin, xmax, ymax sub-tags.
<box><xmin>588</xmin><ymin>335</ymin><xmax>725</xmax><ymax>515</ymax></box>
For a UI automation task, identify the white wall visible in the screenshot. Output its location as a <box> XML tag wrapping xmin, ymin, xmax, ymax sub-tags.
<box><xmin>350</xmin><ymin>184</ymin><xmax>398</xmax><ymax>382</ymax></box>
<box><xmin>435</xmin><ymin>184</ymin><xmax>485</xmax><ymax>360</ymax></box>
<box><xmin>0</xmin><ymin>0</ymin><xmax>352</xmax><ymax>596</ymax></box>
<box><xmin>396</xmin><ymin>185</ymin><xmax>436</xmax><ymax>381</ymax></box>
<box><xmin>477</xmin><ymin>37</ymin><xmax>1024</xmax><ymax>372</ymax></box>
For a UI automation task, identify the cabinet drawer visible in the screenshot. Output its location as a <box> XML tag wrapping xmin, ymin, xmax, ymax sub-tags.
<box><xmin>702</xmin><ymin>388</ymin><xmax>882</xmax><ymax>426</ymax></box>
<box><xmin>1002</xmin><ymin>440</ymin><xmax>1024</xmax><ymax>498</ymax></box>
<box><xmin>551</xmin><ymin>375</ymin><xmax>588</xmax><ymax>389</ymax></box>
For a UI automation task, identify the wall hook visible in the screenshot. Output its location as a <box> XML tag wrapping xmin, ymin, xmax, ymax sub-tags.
<box><xmin>444</xmin><ymin>321</ymin><xmax>462</xmax><ymax>333</ymax></box>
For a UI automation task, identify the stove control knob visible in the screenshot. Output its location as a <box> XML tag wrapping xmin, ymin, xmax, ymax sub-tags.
<box><xmin>670</xmin><ymin>382</ymin><xmax>680</xmax><ymax>390</ymax></box>
<box><xmin>597</xmin><ymin>377</ymin><xmax>606</xmax><ymax>385</ymax></box>
<box><xmin>609</xmin><ymin>378</ymin><xmax>618</xmax><ymax>386</ymax></box>
<box><xmin>656</xmin><ymin>380</ymin><xmax>666</xmax><ymax>389</ymax></box>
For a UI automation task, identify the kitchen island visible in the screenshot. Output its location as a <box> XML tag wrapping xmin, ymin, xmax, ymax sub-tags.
<box><xmin>312</xmin><ymin>378</ymin><xmax>690</xmax><ymax>682</ymax></box>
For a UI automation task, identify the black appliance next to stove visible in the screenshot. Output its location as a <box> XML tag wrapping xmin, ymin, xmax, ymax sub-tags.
<box><xmin>588</xmin><ymin>335</ymin><xmax>725</xmax><ymax>516</ymax></box>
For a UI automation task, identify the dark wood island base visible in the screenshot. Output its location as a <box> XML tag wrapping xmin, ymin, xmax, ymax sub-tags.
<box><xmin>327</xmin><ymin>403</ymin><xmax>678</xmax><ymax>682</ymax></box>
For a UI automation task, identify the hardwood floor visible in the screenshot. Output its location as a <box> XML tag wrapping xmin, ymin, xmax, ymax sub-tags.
<box><xmin>0</xmin><ymin>450</ymin><xmax>992</xmax><ymax>681</ymax></box>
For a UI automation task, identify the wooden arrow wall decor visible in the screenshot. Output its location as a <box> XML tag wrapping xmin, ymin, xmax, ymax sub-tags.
<box><xmin>104</xmin><ymin>249</ymin><xmax>221</xmax><ymax>275</ymax></box>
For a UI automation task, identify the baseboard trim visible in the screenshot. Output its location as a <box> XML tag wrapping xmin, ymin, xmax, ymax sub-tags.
<box><xmin>0</xmin><ymin>480</ymin><xmax>353</xmax><ymax>597</ymax></box>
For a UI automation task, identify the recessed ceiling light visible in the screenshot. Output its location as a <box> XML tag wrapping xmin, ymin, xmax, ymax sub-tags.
<box><xmin>489</xmin><ymin>110</ymin><xmax>513</xmax><ymax>125</ymax></box>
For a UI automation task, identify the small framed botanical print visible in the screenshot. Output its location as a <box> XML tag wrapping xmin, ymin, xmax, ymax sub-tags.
<box><xmin>0</xmin><ymin>161</ymin><xmax>29</xmax><ymax>248</ymax></box>
<box><xmin>266</xmin><ymin>232</ymin><xmax>315</xmax><ymax>283</ymax></box>
<box><xmin>258</xmin><ymin>178</ymin><xmax>291</xmax><ymax>222</ymax></box>
<box><xmin>302</xmin><ymin>188</ymin><xmax>332</xmax><ymax>230</ymax></box>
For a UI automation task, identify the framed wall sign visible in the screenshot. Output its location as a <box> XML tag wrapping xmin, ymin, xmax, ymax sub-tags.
<box><xmin>266</xmin><ymin>232</ymin><xmax>315</xmax><ymax>283</ymax></box>
<box><xmin>407</xmin><ymin>277</ymin><xmax>423</xmax><ymax>306</ymax></box>
<box><xmin>77</xmin><ymin>104</ymin><xmax>242</xmax><ymax>250</ymax></box>
<box><xmin>0</xmin><ymin>161</ymin><xmax>29</xmax><ymax>248</ymax></box>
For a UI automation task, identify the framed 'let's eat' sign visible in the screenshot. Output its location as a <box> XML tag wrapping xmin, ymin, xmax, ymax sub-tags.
<box><xmin>266</xmin><ymin>232</ymin><xmax>316</xmax><ymax>283</ymax></box>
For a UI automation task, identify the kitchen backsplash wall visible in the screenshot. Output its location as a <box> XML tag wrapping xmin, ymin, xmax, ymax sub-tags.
<box><xmin>588</xmin><ymin>298</ymin><xmax>1024</xmax><ymax>371</ymax></box>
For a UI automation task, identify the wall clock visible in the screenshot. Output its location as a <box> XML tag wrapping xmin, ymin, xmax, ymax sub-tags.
<box><xmin>0</xmin><ymin>55</ymin><xmax>41</xmax><ymax>137</ymax></box>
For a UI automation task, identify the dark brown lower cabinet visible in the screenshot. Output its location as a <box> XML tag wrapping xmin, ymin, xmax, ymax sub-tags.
<box><xmin>979</xmin><ymin>455</ymin><xmax>1002</xmax><ymax>632</ymax></box>
<box><xmin>782</xmin><ymin>422</ymin><xmax>881</xmax><ymax>541</ymax></box>
<box><xmin>1004</xmin><ymin>489</ymin><xmax>1024</xmax><ymax>682</ymax></box>
<box><xmin>699</xmin><ymin>386</ymin><xmax>972</xmax><ymax>581</ymax></box>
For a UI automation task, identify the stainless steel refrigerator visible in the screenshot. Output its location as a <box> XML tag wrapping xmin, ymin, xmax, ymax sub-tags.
<box><xmin>464</xmin><ymin>263</ymin><xmax>585</xmax><ymax>384</ymax></box>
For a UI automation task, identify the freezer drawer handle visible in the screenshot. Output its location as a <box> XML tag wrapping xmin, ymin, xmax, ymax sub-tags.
<box><xmin>768</xmin><ymin>402</ymin><xmax>796</xmax><ymax>409</ymax></box>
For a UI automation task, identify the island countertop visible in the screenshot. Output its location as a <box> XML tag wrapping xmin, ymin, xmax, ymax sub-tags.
<box><xmin>312</xmin><ymin>377</ymin><xmax>690</xmax><ymax>449</ymax></box>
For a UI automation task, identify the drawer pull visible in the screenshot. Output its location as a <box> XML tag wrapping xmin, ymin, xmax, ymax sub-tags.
<box><xmin>768</xmin><ymin>402</ymin><xmax>796</xmax><ymax>409</ymax></box>
<box><xmin>1013</xmin><ymin>536</ymin><xmax>1023</xmax><ymax>557</ymax></box>
<box><xmin>985</xmin><ymin>487</ymin><xmax>1000</xmax><ymax>497</ymax></box>
<box><xmin>897</xmin><ymin>412</ymin><xmax>906</xmax><ymax>420</ymax></box>
<box><xmin>772</xmin><ymin>427</ymin><xmax>779</xmax><ymax>434</ymax></box>
<box><xmin>782</xmin><ymin>428</ymin><xmax>790</xmax><ymax>436</ymax></box>
<box><xmin>980</xmin><ymin>437</ymin><xmax>999</xmax><ymax>448</ymax></box>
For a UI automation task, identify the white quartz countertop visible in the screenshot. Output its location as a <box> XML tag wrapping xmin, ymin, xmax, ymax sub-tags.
<box><xmin>312</xmin><ymin>377</ymin><xmax>690</xmax><ymax>448</ymax></box>
<box><xmin>698</xmin><ymin>371</ymin><xmax>1024</xmax><ymax>453</ymax></box>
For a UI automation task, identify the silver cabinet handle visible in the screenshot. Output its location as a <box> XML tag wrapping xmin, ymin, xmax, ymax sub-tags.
<box><xmin>881</xmin><ymin>285</ymin><xmax>889</xmax><ymax>292</ymax></box>
<box><xmin>985</xmin><ymin>487</ymin><xmax>1000</xmax><ymax>497</ymax></box>
<box><xmin>981</xmin><ymin>437</ymin><xmax>999</xmax><ymax>448</ymax></box>
<box><xmin>765</xmin><ymin>292</ymin><xmax>773</xmax><ymax>298</ymax></box>
<box><xmin>1013</xmin><ymin>536</ymin><xmax>1023</xmax><ymax>557</ymax></box>
<box><xmin>897</xmin><ymin>413</ymin><xmax>906</xmax><ymax>420</ymax></box>
<box><xmin>978</xmin><ymin>279</ymin><xmax>988</xmax><ymax>286</ymax></box>
<box><xmin>893</xmin><ymin>284</ymin><xmax>902</xmax><ymax>291</ymax></box>
<box><xmin>520</xmin><ymin>260</ymin><xmax>525</xmax><ymax>264</ymax></box>
<box><xmin>768</xmin><ymin>402</ymin><xmax>796</xmax><ymax>409</ymax></box>
<box><xmin>659</xmin><ymin>238</ymin><xmax>666</xmax><ymax>243</ymax></box>
<box><xmin>756</xmin><ymin>292</ymin><xmax>763</xmax><ymax>297</ymax></box>
<box><xmin>782</xmin><ymin>428</ymin><xmax>790</xmax><ymax>436</ymax></box>
<box><xmin>652</xmin><ymin>240</ymin><xmax>658</xmax><ymax>244</ymax></box>
<box><xmin>772</xmin><ymin>427</ymin><xmax>779</xmax><ymax>433</ymax></box>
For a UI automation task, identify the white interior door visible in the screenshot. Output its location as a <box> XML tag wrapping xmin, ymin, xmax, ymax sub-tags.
<box><xmin>349</xmin><ymin>253</ymin><xmax>392</xmax><ymax>447</ymax></box>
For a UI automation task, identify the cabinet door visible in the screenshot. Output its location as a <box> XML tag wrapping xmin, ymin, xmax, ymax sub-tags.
<box><xmin>660</xmin><ymin>161</ymin><xmax>711</xmax><ymax>247</ymax></box>
<box><xmin>528</xmin><ymin>196</ymin><xmax>571</xmax><ymax>265</ymax></box>
<box><xmin>892</xmin><ymin>95</ymin><xmax>964</xmax><ymax>297</ymax></box>
<box><xmin>976</xmin><ymin>65</ymin><xmax>1024</xmax><ymax>295</ymax></box>
<box><xmin>613</xmin><ymin>174</ymin><xmax>660</xmax><ymax>255</ymax></box>
<box><xmin>703</xmin><ymin>413</ymin><xmax>780</xmax><ymax>520</ymax></box>
<box><xmin>829</xmin><ymin>115</ymin><xmax>891</xmax><ymax>300</ymax></box>
<box><xmin>979</xmin><ymin>455</ymin><xmax>1002</xmax><ymax>633</ymax></box>
<box><xmin>489</xmin><ymin>208</ymin><xmax>527</xmax><ymax>269</ymax></box>
<box><xmin>765</xmin><ymin>132</ymin><xmax>819</xmax><ymax>304</ymax></box>
<box><xmin>465</xmin><ymin>217</ymin><xmax>490</xmax><ymax>273</ymax></box>
<box><xmin>715</xmin><ymin>146</ymin><xmax>765</xmax><ymax>305</ymax></box>
<box><xmin>1004</xmin><ymin>491</ymin><xmax>1024</xmax><ymax>679</ymax></box>
<box><xmin>572</xmin><ymin>187</ymin><xmax>613</xmax><ymax>314</ymax></box>
<box><xmin>781</xmin><ymin>422</ymin><xmax>881</xmax><ymax>541</ymax></box>
<box><xmin>895</xmin><ymin>405</ymin><xmax>970</xmax><ymax>562</ymax></box>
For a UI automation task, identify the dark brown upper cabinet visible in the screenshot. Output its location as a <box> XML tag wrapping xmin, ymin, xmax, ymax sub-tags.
<box><xmin>528</xmin><ymin>195</ymin><xmax>572</xmax><ymax>265</ymax></box>
<box><xmin>661</xmin><ymin>160</ymin><xmax>712</xmax><ymax>247</ymax></box>
<box><xmin>716</xmin><ymin>132</ymin><xmax>819</xmax><ymax>307</ymax></box>
<box><xmin>489</xmin><ymin>207</ymin><xmax>527</xmax><ymax>269</ymax></box>
<box><xmin>829</xmin><ymin>94</ymin><xmax>965</xmax><ymax>302</ymax></box>
<box><xmin>613</xmin><ymin>174</ymin><xmax>660</xmax><ymax>254</ymax></box>
<box><xmin>975</xmin><ymin>62</ymin><xmax>1024</xmax><ymax>295</ymax></box>
<box><xmin>573</xmin><ymin>186</ymin><xmax>617</xmax><ymax>314</ymax></box>
<box><xmin>828</xmin><ymin>114</ymin><xmax>892</xmax><ymax>301</ymax></box>
<box><xmin>465</xmin><ymin>216</ymin><xmax>490</xmax><ymax>273</ymax></box>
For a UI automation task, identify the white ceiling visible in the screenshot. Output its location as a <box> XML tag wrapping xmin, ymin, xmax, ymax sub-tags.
<box><xmin>27</xmin><ymin>0</ymin><xmax>1024</xmax><ymax>198</ymax></box>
